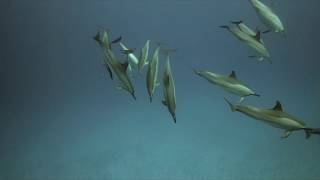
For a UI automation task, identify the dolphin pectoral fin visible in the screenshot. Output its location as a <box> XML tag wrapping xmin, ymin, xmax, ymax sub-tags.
<box><xmin>224</xmin><ymin>97</ymin><xmax>236</xmax><ymax>112</ymax></box>
<box><xmin>281</xmin><ymin>130</ymin><xmax>291</xmax><ymax>139</ymax></box>
<box><xmin>116</xmin><ymin>86</ymin><xmax>123</xmax><ymax>91</ymax></box>
<box><xmin>162</xmin><ymin>100</ymin><xmax>167</xmax><ymax>106</ymax></box>
<box><xmin>239</xmin><ymin>97</ymin><xmax>245</xmax><ymax>103</ymax></box>
<box><xmin>116</xmin><ymin>84</ymin><xmax>126</xmax><ymax>91</ymax></box>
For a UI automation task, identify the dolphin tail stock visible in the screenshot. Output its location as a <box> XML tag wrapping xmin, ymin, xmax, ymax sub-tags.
<box><xmin>224</xmin><ymin>97</ymin><xmax>237</xmax><ymax>112</ymax></box>
<box><xmin>303</xmin><ymin>128</ymin><xmax>320</xmax><ymax>139</ymax></box>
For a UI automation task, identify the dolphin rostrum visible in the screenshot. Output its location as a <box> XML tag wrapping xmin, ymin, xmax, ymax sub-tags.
<box><xmin>194</xmin><ymin>69</ymin><xmax>259</xmax><ymax>102</ymax></box>
<box><xmin>162</xmin><ymin>53</ymin><xmax>177</xmax><ymax>123</ymax></box>
<box><xmin>224</xmin><ymin>98</ymin><xmax>320</xmax><ymax>139</ymax></box>
<box><xmin>103</xmin><ymin>48</ymin><xmax>136</xmax><ymax>100</ymax></box>
<box><xmin>220</xmin><ymin>22</ymin><xmax>271</xmax><ymax>63</ymax></box>
<box><xmin>146</xmin><ymin>46</ymin><xmax>160</xmax><ymax>103</ymax></box>
<box><xmin>138</xmin><ymin>40</ymin><xmax>150</xmax><ymax>73</ymax></box>
<box><xmin>249</xmin><ymin>0</ymin><xmax>285</xmax><ymax>33</ymax></box>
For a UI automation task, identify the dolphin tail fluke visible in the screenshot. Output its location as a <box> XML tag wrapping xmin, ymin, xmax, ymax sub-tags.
<box><xmin>252</xmin><ymin>93</ymin><xmax>260</xmax><ymax>97</ymax></box>
<box><xmin>191</xmin><ymin>67</ymin><xmax>200</xmax><ymax>75</ymax></box>
<box><xmin>131</xmin><ymin>92</ymin><xmax>137</xmax><ymax>101</ymax></box>
<box><xmin>224</xmin><ymin>97</ymin><xmax>236</xmax><ymax>112</ymax></box>
<box><xmin>303</xmin><ymin>128</ymin><xmax>320</xmax><ymax>139</ymax></box>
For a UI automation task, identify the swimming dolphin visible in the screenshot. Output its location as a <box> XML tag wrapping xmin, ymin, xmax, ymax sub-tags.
<box><xmin>103</xmin><ymin>48</ymin><xmax>136</xmax><ymax>100</ymax></box>
<box><xmin>224</xmin><ymin>98</ymin><xmax>320</xmax><ymax>139</ymax></box>
<box><xmin>138</xmin><ymin>40</ymin><xmax>150</xmax><ymax>73</ymax></box>
<box><xmin>119</xmin><ymin>42</ymin><xmax>139</xmax><ymax>71</ymax></box>
<box><xmin>230</xmin><ymin>21</ymin><xmax>265</xmax><ymax>44</ymax></box>
<box><xmin>146</xmin><ymin>46</ymin><xmax>160</xmax><ymax>103</ymax></box>
<box><xmin>194</xmin><ymin>70</ymin><xmax>259</xmax><ymax>102</ymax></box>
<box><xmin>162</xmin><ymin>53</ymin><xmax>177</xmax><ymax>123</ymax></box>
<box><xmin>93</xmin><ymin>30</ymin><xmax>122</xmax><ymax>80</ymax></box>
<box><xmin>220</xmin><ymin>23</ymin><xmax>271</xmax><ymax>63</ymax></box>
<box><xmin>249</xmin><ymin>0</ymin><xmax>285</xmax><ymax>33</ymax></box>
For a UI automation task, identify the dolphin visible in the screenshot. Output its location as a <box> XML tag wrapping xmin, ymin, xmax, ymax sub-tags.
<box><xmin>162</xmin><ymin>53</ymin><xmax>177</xmax><ymax>123</ymax></box>
<box><xmin>230</xmin><ymin>21</ymin><xmax>265</xmax><ymax>44</ymax></box>
<box><xmin>103</xmin><ymin>48</ymin><xmax>136</xmax><ymax>100</ymax></box>
<box><xmin>146</xmin><ymin>47</ymin><xmax>160</xmax><ymax>103</ymax></box>
<box><xmin>220</xmin><ymin>23</ymin><xmax>271</xmax><ymax>63</ymax></box>
<box><xmin>119</xmin><ymin>42</ymin><xmax>139</xmax><ymax>71</ymax></box>
<box><xmin>224</xmin><ymin>98</ymin><xmax>320</xmax><ymax>139</ymax></box>
<box><xmin>194</xmin><ymin>70</ymin><xmax>259</xmax><ymax>102</ymax></box>
<box><xmin>138</xmin><ymin>40</ymin><xmax>150</xmax><ymax>73</ymax></box>
<box><xmin>249</xmin><ymin>0</ymin><xmax>285</xmax><ymax>33</ymax></box>
<box><xmin>93</xmin><ymin>29</ymin><xmax>121</xmax><ymax>80</ymax></box>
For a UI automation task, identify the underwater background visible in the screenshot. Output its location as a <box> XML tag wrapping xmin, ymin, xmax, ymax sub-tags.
<box><xmin>1</xmin><ymin>0</ymin><xmax>320</xmax><ymax>179</ymax></box>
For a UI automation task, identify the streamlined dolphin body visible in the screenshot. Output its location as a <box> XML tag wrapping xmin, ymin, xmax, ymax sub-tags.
<box><xmin>224</xmin><ymin>98</ymin><xmax>320</xmax><ymax>139</ymax></box>
<box><xmin>93</xmin><ymin>29</ymin><xmax>121</xmax><ymax>79</ymax></box>
<box><xmin>138</xmin><ymin>40</ymin><xmax>150</xmax><ymax>72</ymax></box>
<box><xmin>162</xmin><ymin>55</ymin><xmax>177</xmax><ymax>123</ymax></box>
<box><xmin>249</xmin><ymin>0</ymin><xmax>284</xmax><ymax>33</ymax></box>
<box><xmin>103</xmin><ymin>48</ymin><xmax>136</xmax><ymax>100</ymax></box>
<box><xmin>220</xmin><ymin>23</ymin><xmax>271</xmax><ymax>63</ymax></box>
<box><xmin>194</xmin><ymin>70</ymin><xmax>259</xmax><ymax>102</ymax></box>
<box><xmin>146</xmin><ymin>47</ymin><xmax>160</xmax><ymax>103</ymax></box>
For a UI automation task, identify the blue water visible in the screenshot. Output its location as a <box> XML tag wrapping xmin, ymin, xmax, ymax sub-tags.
<box><xmin>1</xmin><ymin>0</ymin><xmax>320</xmax><ymax>179</ymax></box>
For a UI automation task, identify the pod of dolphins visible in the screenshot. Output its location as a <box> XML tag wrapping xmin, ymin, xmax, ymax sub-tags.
<box><xmin>93</xmin><ymin>0</ymin><xmax>320</xmax><ymax>139</ymax></box>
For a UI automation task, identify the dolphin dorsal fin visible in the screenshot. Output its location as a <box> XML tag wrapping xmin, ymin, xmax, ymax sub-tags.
<box><xmin>229</xmin><ymin>71</ymin><xmax>237</xmax><ymax>79</ymax></box>
<box><xmin>253</xmin><ymin>31</ymin><xmax>261</xmax><ymax>42</ymax></box>
<box><xmin>164</xmin><ymin>75</ymin><xmax>170</xmax><ymax>86</ymax></box>
<box><xmin>272</xmin><ymin>101</ymin><xmax>283</xmax><ymax>111</ymax></box>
